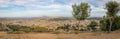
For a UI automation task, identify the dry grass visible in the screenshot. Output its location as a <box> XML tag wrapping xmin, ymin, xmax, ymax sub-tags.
<box><xmin>0</xmin><ymin>31</ymin><xmax>120</xmax><ymax>39</ymax></box>
<box><xmin>0</xmin><ymin>31</ymin><xmax>57</xmax><ymax>39</ymax></box>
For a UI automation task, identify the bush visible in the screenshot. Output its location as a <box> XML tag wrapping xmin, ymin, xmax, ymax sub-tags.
<box><xmin>56</xmin><ymin>24</ymin><xmax>70</xmax><ymax>32</ymax></box>
<box><xmin>100</xmin><ymin>16</ymin><xmax>120</xmax><ymax>31</ymax></box>
<box><xmin>0</xmin><ymin>23</ymin><xmax>3</xmax><ymax>31</ymax></box>
<box><xmin>6</xmin><ymin>25</ymin><xmax>21</xmax><ymax>31</ymax></box>
<box><xmin>30</xmin><ymin>26</ymin><xmax>48</xmax><ymax>32</ymax></box>
<box><xmin>87</xmin><ymin>21</ymin><xmax>98</xmax><ymax>31</ymax></box>
<box><xmin>6</xmin><ymin>24</ymin><xmax>32</xmax><ymax>32</ymax></box>
<box><xmin>6</xmin><ymin>24</ymin><xmax>49</xmax><ymax>33</ymax></box>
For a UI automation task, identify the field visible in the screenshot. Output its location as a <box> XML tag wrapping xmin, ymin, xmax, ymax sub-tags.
<box><xmin>0</xmin><ymin>31</ymin><xmax>120</xmax><ymax>39</ymax></box>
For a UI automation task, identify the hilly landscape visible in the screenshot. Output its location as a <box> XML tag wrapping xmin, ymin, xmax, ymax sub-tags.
<box><xmin>0</xmin><ymin>0</ymin><xmax>120</xmax><ymax>39</ymax></box>
<box><xmin>0</xmin><ymin>17</ymin><xmax>120</xmax><ymax>39</ymax></box>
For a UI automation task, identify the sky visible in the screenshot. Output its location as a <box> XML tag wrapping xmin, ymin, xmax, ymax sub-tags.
<box><xmin>0</xmin><ymin>0</ymin><xmax>119</xmax><ymax>17</ymax></box>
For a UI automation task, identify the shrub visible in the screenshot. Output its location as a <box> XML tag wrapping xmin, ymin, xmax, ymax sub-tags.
<box><xmin>6</xmin><ymin>24</ymin><xmax>21</xmax><ymax>31</ymax></box>
<box><xmin>100</xmin><ymin>16</ymin><xmax>120</xmax><ymax>31</ymax></box>
<box><xmin>0</xmin><ymin>23</ymin><xmax>3</xmax><ymax>31</ymax></box>
<box><xmin>30</xmin><ymin>26</ymin><xmax>48</xmax><ymax>32</ymax></box>
<box><xmin>19</xmin><ymin>26</ymin><xmax>31</xmax><ymax>32</ymax></box>
<box><xmin>71</xmin><ymin>26</ymin><xmax>78</xmax><ymax>31</ymax></box>
<box><xmin>87</xmin><ymin>21</ymin><xmax>98</xmax><ymax>31</ymax></box>
<box><xmin>56</xmin><ymin>24</ymin><xmax>70</xmax><ymax>32</ymax></box>
<box><xmin>6</xmin><ymin>24</ymin><xmax>49</xmax><ymax>33</ymax></box>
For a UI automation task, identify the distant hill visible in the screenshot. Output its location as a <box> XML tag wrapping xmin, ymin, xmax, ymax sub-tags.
<box><xmin>0</xmin><ymin>16</ymin><xmax>102</xmax><ymax>21</ymax></box>
<box><xmin>88</xmin><ymin>17</ymin><xmax>102</xmax><ymax>20</ymax></box>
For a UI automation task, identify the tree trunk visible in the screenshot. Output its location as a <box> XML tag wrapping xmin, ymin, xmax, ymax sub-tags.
<box><xmin>77</xmin><ymin>20</ymin><xmax>81</xmax><ymax>30</ymax></box>
<box><xmin>108</xmin><ymin>17</ymin><xmax>112</xmax><ymax>33</ymax></box>
<box><xmin>75</xmin><ymin>20</ymin><xmax>80</xmax><ymax>34</ymax></box>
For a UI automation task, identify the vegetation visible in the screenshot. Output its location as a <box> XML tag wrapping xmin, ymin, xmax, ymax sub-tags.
<box><xmin>0</xmin><ymin>1</ymin><xmax>120</xmax><ymax>34</ymax></box>
<box><xmin>72</xmin><ymin>2</ymin><xmax>91</xmax><ymax>20</ymax></box>
<box><xmin>0</xmin><ymin>23</ymin><xmax>2</xmax><ymax>31</ymax></box>
<box><xmin>56</xmin><ymin>24</ymin><xmax>70</xmax><ymax>32</ymax></box>
<box><xmin>87</xmin><ymin>21</ymin><xmax>98</xmax><ymax>31</ymax></box>
<box><xmin>100</xmin><ymin>1</ymin><xmax>120</xmax><ymax>32</ymax></box>
<box><xmin>5</xmin><ymin>24</ymin><xmax>49</xmax><ymax>33</ymax></box>
<box><xmin>100</xmin><ymin>16</ymin><xmax>120</xmax><ymax>31</ymax></box>
<box><xmin>72</xmin><ymin>2</ymin><xmax>91</xmax><ymax>33</ymax></box>
<box><xmin>30</xmin><ymin>26</ymin><xmax>49</xmax><ymax>32</ymax></box>
<box><xmin>56</xmin><ymin>24</ymin><xmax>87</xmax><ymax>32</ymax></box>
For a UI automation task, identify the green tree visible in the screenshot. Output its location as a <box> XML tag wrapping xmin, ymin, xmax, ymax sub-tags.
<box><xmin>100</xmin><ymin>16</ymin><xmax>120</xmax><ymax>31</ymax></box>
<box><xmin>72</xmin><ymin>2</ymin><xmax>91</xmax><ymax>20</ymax></box>
<box><xmin>105</xmin><ymin>1</ymin><xmax>120</xmax><ymax>32</ymax></box>
<box><xmin>72</xmin><ymin>2</ymin><xmax>91</xmax><ymax>31</ymax></box>
<box><xmin>72</xmin><ymin>2</ymin><xmax>91</xmax><ymax>33</ymax></box>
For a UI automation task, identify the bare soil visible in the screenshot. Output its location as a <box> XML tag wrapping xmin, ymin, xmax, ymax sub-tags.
<box><xmin>0</xmin><ymin>31</ymin><xmax>120</xmax><ymax>39</ymax></box>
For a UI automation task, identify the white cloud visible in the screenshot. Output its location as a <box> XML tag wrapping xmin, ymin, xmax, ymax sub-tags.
<box><xmin>0</xmin><ymin>10</ymin><xmax>46</xmax><ymax>17</ymax></box>
<box><xmin>111</xmin><ymin>0</ymin><xmax>120</xmax><ymax>2</ymax></box>
<box><xmin>11</xmin><ymin>0</ymin><xmax>72</xmax><ymax>11</ymax></box>
<box><xmin>24</xmin><ymin>4</ymin><xmax>72</xmax><ymax>13</ymax></box>
<box><xmin>90</xmin><ymin>13</ymin><xmax>105</xmax><ymax>17</ymax></box>
<box><xmin>11</xmin><ymin>0</ymin><xmax>54</xmax><ymax>6</ymax></box>
<box><xmin>0</xmin><ymin>10</ymin><xmax>71</xmax><ymax>17</ymax></box>
<box><xmin>0</xmin><ymin>0</ymin><xmax>119</xmax><ymax>17</ymax></box>
<box><xmin>90</xmin><ymin>4</ymin><xmax>106</xmax><ymax>12</ymax></box>
<box><xmin>0</xmin><ymin>0</ymin><xmax>10</xmax><ymax>7</ymax></box>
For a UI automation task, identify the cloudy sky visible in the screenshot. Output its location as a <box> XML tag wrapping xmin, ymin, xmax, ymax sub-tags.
<box><xmin>0</xmin><ymin>0</ymin><xmax>119</xmax><ymax>17</ymax></box>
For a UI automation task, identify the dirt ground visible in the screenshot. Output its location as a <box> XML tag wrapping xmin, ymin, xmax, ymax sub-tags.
<box><xmin>0</xmin><ymin>31</ymin><xmax>120</xmax><ymax>39</ymax></box>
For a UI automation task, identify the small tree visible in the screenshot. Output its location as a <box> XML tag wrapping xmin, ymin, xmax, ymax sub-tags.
<box><xmin>100</xmin><ymin>16</ymin><xmax>120</xmax><ymax>31</ymax></box>
<box><xmin>72</xmin><ymin>2</ymin><xmax>91</xmax><ymax>20</ymax></box>
<box><xmin>72</xmin><ymin>2</ymin><xmax>91</xmax><ymax>30</ymax></box>
<box><xmin>105</xmin><ymin>1</ymin><xmax>120</xmax><ymax>32</ymax></box>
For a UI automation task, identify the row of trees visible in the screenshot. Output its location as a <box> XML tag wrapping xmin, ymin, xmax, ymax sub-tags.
<box><xmin>72</xmin><ymin>1</ymin><xmax>120</xmax><ymax>32</ymax></box>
